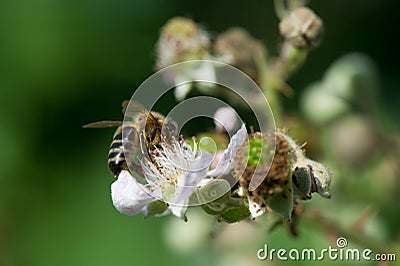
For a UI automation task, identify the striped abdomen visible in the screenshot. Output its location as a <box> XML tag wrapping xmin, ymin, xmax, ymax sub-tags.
<box><xmin>107</xmin><ymin>124</ymin><xmax>140</xmax><ymax>177</ymax></box>
<box><xmin>108</xmin><ymin>126</ymin><xmax>127</xmax><ymax>176</ymax></box>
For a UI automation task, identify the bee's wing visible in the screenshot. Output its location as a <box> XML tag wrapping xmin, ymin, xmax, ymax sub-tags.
<box><xmin>121</xmin><ymin>100</ymin><xmax>129</xmax><ymax>114</ymax></box>
<box><xmin>121</xmin><ymin>121</ymin><xmax>147</xmax><ymax>177</ymax></box>
<box><xmin>124</xmin><ymin>101</ymin><xmax>150</xmax><ymax>122</ymax></box>
<box><xmin>123</xmin><ymin>100</ymin><xmax>151</xmax><ymax>142</ymax></box>
<box><xmin>121</xmin><ymin>132</ymin><xmax>149</xmax><ymax>181</ymax></box>
<box><xmin>161</xmin><ymin>118</ymin><xmax>179</xmax><ymax>143</ymax></box>
<box><xmin>82</xmin><ymin>121</ymin><xmax>122</xmax><ymax>128</ymax></box>
<box><xmin>120</xmin><ymin>101</ymin><xmax>154</xmax><ymax>177</ymax></box>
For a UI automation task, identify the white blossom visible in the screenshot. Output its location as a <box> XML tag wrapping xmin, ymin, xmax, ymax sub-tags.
<box><xmin>111</xmin><ymin>124</ymin><xmax>248</xmax><ymax>220</ymax></box>
<box><xmin>208</xmin><ymin>124</ymin><xmax>248</xmax><ymax>177</ymax></box>
<box><xmin>173</xmin><ymin>61</ymin><xmax>217</xmax><ymax>101</ymax></box>
<box><xmin>111</xmin><ymin>170</ymin><xmax>155</xmax><ymax>216</ymax></box>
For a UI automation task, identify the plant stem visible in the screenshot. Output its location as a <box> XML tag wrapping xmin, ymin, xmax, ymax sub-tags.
<box><xmin>255</xmin><ymin>52</ymin><xmax>282</xmax><ymax>127</ymax></box>
<box><xmin>274</xmin><ymin>0</ymin><xmax>287</xmax><ymax>20</ymax></box>
<box><xmin>303</xmin><ymin>208</ymin><xmax>394</xmax><ymax>255</ymax></box>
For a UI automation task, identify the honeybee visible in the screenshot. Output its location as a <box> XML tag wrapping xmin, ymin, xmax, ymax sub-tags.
<box><xmin>83</xmin><ymin>100</ymin><xmax>178</xmax><ymax>177</ymax></box>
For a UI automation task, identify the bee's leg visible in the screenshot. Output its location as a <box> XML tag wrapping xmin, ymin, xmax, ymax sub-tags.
<box><xmin>139</xmin><ymin>132</ymin><xmax>152</xmax><ymax>162</ymax></box>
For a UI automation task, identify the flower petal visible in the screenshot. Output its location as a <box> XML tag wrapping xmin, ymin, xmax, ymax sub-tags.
<box><xmin>172</xmin><ymin>150</ymin><xmax>212</xmax><ymax>205</ymax></box>
<box><xmin>213</xmin><ymin>106</ymin><xmax>239</xmax><ymax>132</ymax></box>
<box><xmin>111</xmin><ymin>170</ymin><xmax>155</xmax><ymax>216</ymax></box>
<box><xmin>208</xmin><ymin>124</ymin><xmax>247</xmax><ymax>177</ymax></box>
<box><xmin>174</xmin><ymin>81</ymin><xmax>192</xmax><ymax>101</ymax></box>
<box><xmin>169</xmin><ymin>199</ymin><xmax>189</xmax><ymax>222</ymax></box>
<box><xmin>248</xmin><ymin>196</ymin><xmax>266</xmax><ymax>218</ymax></box>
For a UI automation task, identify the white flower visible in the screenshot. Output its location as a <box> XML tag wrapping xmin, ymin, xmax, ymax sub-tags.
<box><xmin>111</xmin><ymin>124</ymin><xmax>248</xmax><ymax>220</ymax></box>
<box><xmin>111</xmin><ymin>170</ymin><xmax>155</xmax><ymax>216</ymax></box>
<box><xmin>208</xmin><ymin>124</ymin><xmax>248</xmax><ymax>177</ymax></box>
<box><xmin>173</xmin><ymin>61</ymin><xmax>217</xmax><ymax>101</ymax></box>
<box><xmin>112</xmin><ymin>139</ymin><xmax>212</xmax><ymax>221</ymax></box>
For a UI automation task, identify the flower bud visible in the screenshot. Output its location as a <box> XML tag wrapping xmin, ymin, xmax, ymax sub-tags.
<box><xmin>234</xmin><ymin>129</ymin><xmax>332</xmax><ymax>219</ymax></box>
<box><xmin>155</xmin><ymin>17</ymin><xmax>210</xmax><ymax>70</ymax></box>
<box><xmin>279</xmin><ymin>7</ymin><xmax>324</xmax><ymax>49</ymax></box>
<box><xmin>234</xmin><ymin>131</ymin><xmax>292</xmax><ymax>218</ymax></box>
<box><xmin>213</xmin><ymin>27</ymin><xmax>265</xmax><ymax>80</ymax></box>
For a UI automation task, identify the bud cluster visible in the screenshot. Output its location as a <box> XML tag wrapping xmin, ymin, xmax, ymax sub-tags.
<box><xmin>233</xmin><ymin>130</ymin><xmax>331</xmax><ymax>219</ymax></box>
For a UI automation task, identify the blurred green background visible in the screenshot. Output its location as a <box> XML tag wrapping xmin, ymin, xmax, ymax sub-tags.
<box><xmin>0</xmin><ymin>1</ymin><xmax>399</xmax><ymax>265</ymax></box>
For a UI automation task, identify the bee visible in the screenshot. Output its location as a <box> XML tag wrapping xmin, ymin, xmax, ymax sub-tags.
<box><xmin>83</xmin><ymin>100</ymin><xmax>178</xmax><ymax>177</ymax></box>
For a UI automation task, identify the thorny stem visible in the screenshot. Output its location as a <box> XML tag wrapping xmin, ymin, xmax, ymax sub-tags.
<box><xmin>256</xmin><ymin>43</ymin><xmax>307</xmax><ymax>127</ymax></box>
<box><xmin>255</xmin><ymin>51</ymin><xmax>283</xmax><ymax>127</ymax></box>
<box><xmin>257</xmin><ymin>0</ymin><xmax>310</xmax><ymax>127</ymax></box>
<box><xmin>303</xmin><ymin>208</ymin><xmax>394</xmax><ymax>255</ymax></box>
<box><xmin>274</xmin><ymin>0</ymin><xmax>308</xmax><ymax>20</ymax></box>
<box><xmin>275</xmin><ymin>42</ymin><xmax>308</xmax><ymax>79</ymax></box>
<box><xmin>287</xmin><ymin>0</ymin><xmax>308</xmax><ymax>11</ymax></box>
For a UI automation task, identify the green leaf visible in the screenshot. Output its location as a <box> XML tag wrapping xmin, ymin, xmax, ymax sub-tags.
<box><xmin>201</xmin><ymin>201</ymin><xmax>228</xmax><ymax>215</ymax></box>
<box><xmin>218</xmin><ymin>206</ymin><xmax>251</xmax><ymax>223</ymax></box>
<box><xmin>197</xmin><ymin>179</ymin><xmax>250</xmax><ymax>219</ymax></box>
<box><xmin>200</xmin><ymin>196</ymin><xmax>248</xmax><ymax>216</ymax></box>
<box><xmin>195</xmin><ymin>179</ymin><xmax>231</xmax><ymax>204</ymax></box>
<box><xmin>144</xmin><ymin>200</ymin><xmax>168</xmax><ymax>218</ymax></box>
<box><xmin>268</xmin><ymin>177</ymin><xmax>293</xmax><ymax>221</ymax></box>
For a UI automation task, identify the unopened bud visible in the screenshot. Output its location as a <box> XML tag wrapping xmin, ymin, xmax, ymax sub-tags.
<box><xmin>155</xmin><ymin>17</ymin><xmax>210</xmax><ymax>69</ymax></box>
<box><xmin>213</xmin><ymin>27</ymin><xmax>265</xmax><ymax>79</ymax></box>
<box><xmin>279</xmin><ymin>7</ymin><xmax>324</xmax><ymax>49</ymax></box>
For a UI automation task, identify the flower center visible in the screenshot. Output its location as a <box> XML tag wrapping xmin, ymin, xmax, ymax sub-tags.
<box><xmin>142</xmin><ymin>140</ymin><xmax>197</xmax><ymax>190</ymax></box>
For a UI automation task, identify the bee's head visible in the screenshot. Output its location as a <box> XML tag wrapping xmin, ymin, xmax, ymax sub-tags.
<box><xmin>145</xmin><ymin>122</ymin><xmax>161</xmax><ymax>146</ymax></box>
